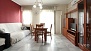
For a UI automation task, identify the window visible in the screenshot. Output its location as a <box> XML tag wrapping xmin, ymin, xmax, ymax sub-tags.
<box><xmin>22</xmin><ymin>10</ymin><xmax>32</xmax><ymax>26</ymax></box>
<box><xmin>40</xmin><ymin>10</ymin><xmax>54</xmax><ymax>34</ymax></box>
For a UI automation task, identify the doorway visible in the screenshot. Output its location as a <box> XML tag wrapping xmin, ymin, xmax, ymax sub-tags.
<box><xmin>54</xmin><ymin>11</ymin><xmax>62</xmax><ymax>34</ymax></box>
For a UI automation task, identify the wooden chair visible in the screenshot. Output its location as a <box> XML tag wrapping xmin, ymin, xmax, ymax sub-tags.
<box><xmin>30</xmin><ymin>24</ymin><xmax>35</xmax><ymax>38</ymax></box>
<box><xmin>40</xmin><ymin>23</ymin><xmax>45</xmax><ymax>26</ymax></box>
<box><xmin>36</xmin><ymin>24</ymin><xmax>44</xmax><ymax>28</ymax></box>
<box><xmin>47</xmin><ymin>24</ymin><xmax>52</xmax><ymax>39</ymax></box>
<box><xmin>36</xmin><ymin>24</ymin><xmax>44</xmax><ymax>43</ymax></box>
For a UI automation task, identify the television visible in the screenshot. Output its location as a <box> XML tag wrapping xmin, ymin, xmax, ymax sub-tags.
<box><xmin>70</xmin><ymin>23</ymin><xmax>76</xmax><ymax>31</ymax></box>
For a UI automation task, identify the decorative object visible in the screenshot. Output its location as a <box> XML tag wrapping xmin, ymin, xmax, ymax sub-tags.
<box><xmin>33</xmin><ymin>0</ymin><xmax>43</xmax><ymax>9</ymax></box>
<box><xmin>32</xmin><ymin>0</ymin><xmax>43</xmax><ymax>15</ymax></box>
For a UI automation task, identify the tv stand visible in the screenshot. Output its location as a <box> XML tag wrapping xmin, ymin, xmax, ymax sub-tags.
<box><xmin>63</xmin><ymin>18</ymin><xmax>77</xmax><ymax>46</ymax></box>
<box><xmin>67</xmin><ymin>29</ymin><xmax>77</xmax><ymax>46</ymax></box>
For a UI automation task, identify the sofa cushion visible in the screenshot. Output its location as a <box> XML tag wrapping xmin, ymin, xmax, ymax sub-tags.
<box><xmin>10</xmin><ymin>31</ymin><xmax>26</xmax><ymax>44</ymax></box>
<box><xmin>0</xmin><ymin>38</ymin><xmax>5</xmax><ymax>46</ymax></box>
<box><xmin>5</xmin><ymin>23</ymin><xmax>22</xmax><ymax>33</ymax></box>
<box><xmin>20</xmin><ymin>30</ymin><xmax>30</xmax><ymax>36</ymax></box>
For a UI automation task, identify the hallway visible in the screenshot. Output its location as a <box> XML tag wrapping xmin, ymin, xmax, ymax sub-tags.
<box><xmin>4</xmin><ymin>34</ymin><xmax>82</xmax><ymax>51</ymax></box>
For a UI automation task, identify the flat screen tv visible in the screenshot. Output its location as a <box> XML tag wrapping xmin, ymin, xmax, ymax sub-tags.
<box><xmin>70</xmin><ymin>23</ymin><xmax>76</xmax><ymax>31</ymax></box>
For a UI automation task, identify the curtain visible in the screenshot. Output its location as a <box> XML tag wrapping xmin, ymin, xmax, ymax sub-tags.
<box><xmin>39</xmin><ymin>10</ymin><xmax>54</xmax><ymax>34</ymax></box>
<box><xmin>22</xmin><ymin>10</ymin><xmax>33</xmax><ymax>26</ymax></box>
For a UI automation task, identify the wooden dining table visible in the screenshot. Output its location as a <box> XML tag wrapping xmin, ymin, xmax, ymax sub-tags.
<box><xmin>34</xmin><ymin>28</ymin><xmax>48</xmax><ymax>43</ymax></box>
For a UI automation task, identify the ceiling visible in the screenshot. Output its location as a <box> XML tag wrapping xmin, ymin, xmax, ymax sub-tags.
<box><xmin>12</xmin><ymin>0</ymin><xmax>72</xmax><ymax>6</ymax></box>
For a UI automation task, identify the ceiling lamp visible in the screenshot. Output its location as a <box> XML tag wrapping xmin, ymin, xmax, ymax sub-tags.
<box><xmin>33</xmin><ymin>0</ymin><xmax>43</xmax><ymax>9</ymax></box>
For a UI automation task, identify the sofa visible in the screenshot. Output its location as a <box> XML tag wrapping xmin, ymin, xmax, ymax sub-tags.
<box><xmin>0</xmin><ymin>38</ymin><xmax>5</xmax><ymax>51</ymax></box>
<box><xmin>0</xmin><ymin>23</ymin><xmax>30</xmax><ymax>46</ymax></box>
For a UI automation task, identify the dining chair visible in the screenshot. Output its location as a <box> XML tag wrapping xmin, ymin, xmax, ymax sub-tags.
<box><xmin>30</xmin><ymin>24</ymin><xmax>35</xmax><ymax>38</ymax></box>
<box><xmin>47</xmin><ymin>24</ymin><xmax>52</xmax><ymax>39</ymax></box>
<box><xmin>36</xmin><ymin>24</ymin><xmax>44</xmax><ymax>28</ymax></box>
<box><xmin>40</xmin><ymin>23</ymin><xmax>45</xmax><ymax>26</ymax></box>
<box><xmin>36</xmin><ymin>24</ymin><xmax>44</xmax><ymax>43</ymax></box>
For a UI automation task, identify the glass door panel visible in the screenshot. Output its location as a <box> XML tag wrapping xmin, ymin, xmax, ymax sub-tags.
<box><xmin>86</xmin><ymin>0</ymin><xmax>91</xmax><ymax>50</ymax></box>
<box><xmin>78</xmin><ymin>1</ymin><xmax>84</xmax><ymax>45</ymax></box>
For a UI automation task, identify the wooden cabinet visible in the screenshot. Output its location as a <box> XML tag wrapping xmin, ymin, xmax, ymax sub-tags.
<box><xmin>63</xmin><ymin>0</ymin><xmax>91</xmax><ymax>51</ymax></box>
<box><xmin>63</xmin><ymin>28</ymin><xmax>78</xmax><ymax>46</ymax></box>
<box><xmin>78</xmin><ymin>0</ymin><xmax>91</xmax><ymax>51</ymax></box>
<box><xmin>63</xmin><ymin>18</ymin><xmax>74</xmax><ymax>37</ymax></box>
<box><xmin>63</xmin><ymin>17</ymin><xmax>77</xmax><ymax>46</ymax></box>
<box><xmin>67</xmin><ymin>29</ymin><xmax>77</xmax><ymax>45</ymax></box>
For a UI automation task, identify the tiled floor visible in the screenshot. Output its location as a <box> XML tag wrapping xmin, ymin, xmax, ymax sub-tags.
<box><xmin>3</xmin><ymin>34</ymin><xmax>82</xmax><ymax>51</ymax></box>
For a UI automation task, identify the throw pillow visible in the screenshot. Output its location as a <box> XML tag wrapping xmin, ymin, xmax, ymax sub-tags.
<box><xmin>21</xmin><ymin>26</ymin><xmax>27</xmax><ymax>30</ymax></box>
<box><xmin>0</xmin><ymin>29</ymin><xmax>5</xmax><ymax>33</ymax></box>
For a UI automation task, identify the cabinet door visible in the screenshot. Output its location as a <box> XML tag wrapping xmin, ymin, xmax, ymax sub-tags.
<box><xmin>63</xmin><ymin>28</ymin><xmax>67</xmax><ymax>37</ymax></box>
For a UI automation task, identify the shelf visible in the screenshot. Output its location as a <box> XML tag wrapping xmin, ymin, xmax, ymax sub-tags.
<box><xmin>66</xmin><ymin>8</ymin><xmax>78</xmax><ymax>14</ymax></box>
<box><xmin>67</xmin><ymin>29</ymin><xmax>76</xmax><ymax>33</ymax></box>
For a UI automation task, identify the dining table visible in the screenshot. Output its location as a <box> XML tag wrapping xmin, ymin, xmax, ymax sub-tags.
<box><xmin>34</xmin><ymin>28</ymin><xmax>48</xmax><ymax>43</ymax></box>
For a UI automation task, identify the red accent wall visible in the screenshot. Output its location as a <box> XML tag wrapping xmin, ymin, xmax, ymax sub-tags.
<box><xmin>0</xmin><ymin>0</ymin><xmax>22</xmax><ymax>23</ymax></box>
